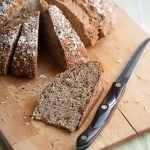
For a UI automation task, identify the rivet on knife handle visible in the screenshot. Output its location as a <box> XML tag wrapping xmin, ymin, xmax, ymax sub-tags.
<box><xmin>77</xmin><ymin>38</ymin><xmax>150</xmax><ymax>150</ymax></box>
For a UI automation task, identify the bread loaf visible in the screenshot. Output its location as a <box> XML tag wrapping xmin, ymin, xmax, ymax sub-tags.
<box><xmin>0</xmin><ymin>21</ymin><xmax>22</xmax><ymax>75</ymax></box>
<box><xmin>0</xmin><ymin>0</ymin><xmax>25</xmax><ymax>27</ymax></box>
<box><xmin>11</xmin><ymin>11</ymin><xmax>40</xmax><ymax>78</ymax></box>
<box><xmin>32</xmin><ymin>61</ymin><xmax>103</xmax><ymax>132</ymax></box>
<box><xmin>48</xmin><ymin>0</ymin><xmax>115</xmax><ymax>47</ymax></box>
<box><xmin>40</xmin><ymin>0</ymin><xmax>89</xmax><ymax>70</ymax></box>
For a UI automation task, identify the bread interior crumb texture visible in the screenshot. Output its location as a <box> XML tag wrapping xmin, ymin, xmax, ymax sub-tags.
<box><xmin>33</xmin><ymin>62</ymin><xmax>102</xmax><ymax>131</ymax></box>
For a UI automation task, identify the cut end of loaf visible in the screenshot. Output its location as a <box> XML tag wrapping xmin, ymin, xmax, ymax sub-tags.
<box><xmin>32</xmin><ymin>61</ymin><xmax>103</xmax><ymax>132</ymax></box>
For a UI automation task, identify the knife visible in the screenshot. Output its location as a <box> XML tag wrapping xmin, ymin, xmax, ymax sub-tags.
<box><xmin>77</xmin><ymin>38</ymin><xmax>150</xmax><ymax>150</ymax></box>
<box><xmin>0</xmin><ymin>131</ymin><xmax>13</xmax><ymax>150</ymax></box>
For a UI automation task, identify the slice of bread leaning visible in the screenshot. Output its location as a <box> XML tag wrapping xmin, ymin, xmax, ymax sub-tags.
<box><xmin>47</xmin><ymin>0</ymin><xmax>115</xmax><ymax>47</ymax></box>
<box><xmin>11</xmin><ymin>11</ymin><xmax>40</xmax><ymax>78</ymax></box>
<box><xmin>0</xmin><ymin>20</ymin><xmax>22</xmax><ymax>75</ymax></box>
<box><xmin>32</xmin><ymin>61</ymin><xmax>104</xmax><ymax>132</ymax></box>
<box><xmin>40</xmin><ymin>0</ymin><xmax>89</xmax><ymax>70</ymax></box>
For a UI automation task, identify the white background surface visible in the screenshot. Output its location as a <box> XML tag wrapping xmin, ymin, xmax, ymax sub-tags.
<box><xmin>114</xmin><ymin>0</ymin><xmax>150</xmax><ymax>34</ymax></box>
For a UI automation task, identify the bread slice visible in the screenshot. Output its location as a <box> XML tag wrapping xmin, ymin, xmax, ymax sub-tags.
<box><xmin>32</xmin><ymin>61</ymin><xmax>104</xmax><ymax>132</ymax></box>
<box><xmin>40</xmin><ymin>0</ymin><xmax>89</xmax><ymax>70</ymax></box>
<box><xmin>47</xmin><ymin>0</ymin><xmax>115</xmax><ymax>47</ymax></box>
<box><xmin>0</xmin><ymin>0</ymin><xmax>25</xmax><ymax>27</ymax></box>
<box><xmin>11</xmin><ymin>11</ymin><xmax>40</xmax><ymax>78</ymax></box>
<box><xmin>0</xmin><ymin>21</ymin><xmax>22</xmax><ymax>75</ymax></box>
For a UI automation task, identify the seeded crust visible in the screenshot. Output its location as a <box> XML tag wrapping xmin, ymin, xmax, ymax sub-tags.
<box><xmin>48</xmin><ymin>0</ymin><xmax>115</xmax><ymax>47</ymax></box>
<box><xmin>0</xmin><ymin>21</ymin><xmax>22</xmax><ymax>75</ymax></box>
<box><xmin>0</xmin><ymin>0</ymin><xmax>25</xmax><ymax>27</ymax></box>
<box><xmin>40</xmin><ymin>0</ymin><xmax>89</xmax><ymax>70</ymax></box>
<box><xmin>9</xmin><ymin>0</ymin><xmax>40</xmax><ymax>21</ymax></box>
<box><xmin>11</xmin><ymin>11</ymin><xmax>40</xmax><ymax>78</ymax></box>
<box><xmin>32</xmin><ymin>61</ymin><xmax>104</xmax><ymax>132</ymax></box>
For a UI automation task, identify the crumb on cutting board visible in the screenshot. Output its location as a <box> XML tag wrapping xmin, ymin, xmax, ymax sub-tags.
<box><xmin>39</xmin><ymin>74</ymin><xmax>48</xmax><ymax>79</ymax></box>
<box><xmin>1</xmin><ymin>117</ymin><xmax>6</xmax><ymax>122</ymax></box>
<box><xmin>0</xmin><ymin>100</ymin><xmax>8</xmax><ymax>104</ymax></box>
<box><xmin>116</xmin><ymin>58</ymin><xmax>122</xmax><ymax>63</ymax></box>
<box><xmin>144</xmin><ymin>106</ymin><xmax>148</xmax><ymax>111</ymax></box>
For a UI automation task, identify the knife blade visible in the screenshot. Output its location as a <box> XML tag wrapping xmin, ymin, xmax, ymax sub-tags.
<box><xmin>0</xmin><ymin>131</ymin><xmax>13</xmax><ymax>150</ymax></box>
<box><xmin>76</xmin><ymin>38</ymin><xmax>150</xmax><ymax>150</ymax></box>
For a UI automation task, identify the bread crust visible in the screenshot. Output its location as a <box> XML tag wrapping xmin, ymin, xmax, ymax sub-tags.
<box><xmin>48</xmin><ymin>0</ymin><xmax>115</xmax><ymax>47</ymax></box>
<box><xmin>11</xmin><ymin>11</ymin><xmax>40</xmax><ymax>78</ymax></box>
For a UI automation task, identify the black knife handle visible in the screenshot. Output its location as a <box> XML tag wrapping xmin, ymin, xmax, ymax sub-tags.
<box><xmin>77</xmin><ymin>82</ymin><xmax>126</xmax><ymax>150</ymax></box>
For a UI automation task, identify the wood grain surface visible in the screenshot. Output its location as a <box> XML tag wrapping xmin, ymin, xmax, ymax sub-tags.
<box><xmin>0</xmin><ymin>6</ymin><xmax>150</xmax><ymax>150</ymax></box>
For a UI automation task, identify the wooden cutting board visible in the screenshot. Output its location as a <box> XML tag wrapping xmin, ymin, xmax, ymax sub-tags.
<box><xmin>0</xmin><ymin>5</ymin><xmax>150</xmax><ymax>150</ymax></box>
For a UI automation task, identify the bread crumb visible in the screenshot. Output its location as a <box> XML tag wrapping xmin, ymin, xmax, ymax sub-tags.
<box><xmin>24</xmin><ymin>115</ymin><xmax>31</xmax><ymax>126</ymax></box>
<box><xmin>32</xmin><ymin>88</ymin><xmax>37</xmax><ymax>91</ymax></box>
<box><xmin>7</xmin><ymin>114</ymin><xmax>12</xmax><ymax>118</ymax></box>
<box><xmin>51</xmin><ymin>139</ymin><xmax>60</xmax><ymax>148</ymax></box>
<box><xmin>15</xmin><ymin>90</ymin><xmax>18</xmax><ymax>94</ymax></box>
<box><xmin>37</xmin><ymin>127</ymin><xmax>41</xmax><ymax>132</ymax></box>
<box><xmin>39</xmin><ymin>74</ymin><xmax>47</xmax><ymax>79</ymax></box>
<box><xmin>0</xmin><ymin>100</ymin><xmax>8</xmax><ymax>104</ymax></box>
<box><xmin>20</xmin><ymin>86</ymin><xmax>25</xmax><ymax>90</ymax></box>
<box><xmin>136</xmin><ymin>75</ymin><xmax>141</xmax><ymax>79</ymax></box>
<box><xmin>24</xmin><ymin>122</ymin><xmax>31</xmax><ymax>126</ymax></box>
<box><xmin>1</xmin><ymin>118</ymin><xmax>6</xmax><ymax>122</ymax></box>
<box><xmin>116</xmin><ymin>58</ymin><xmax>122</xmax><ymax>63</ymax></box>
<box><xmin>144</xmin><ymin>106</ymin><xmax>147</xmax><ymax>111</ymax></box>
<box><xmin>123</xmin><ymin>100</ymin><xmax>128</xmax><ymax>103</ymax></box>
<box><xmin>14</xmin><ymin>99</ymin><xmax>20</xmax><ymax>103</ymax></box>
<box><xmin>135</xmin><ymin>100</ymin><xmax>139</xmax><ymax>104</ymax></box>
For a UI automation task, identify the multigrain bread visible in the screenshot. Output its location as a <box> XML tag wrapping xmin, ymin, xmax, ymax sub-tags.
<box><xmin>11</xmin><ymin>11</ymin><xmax>40</xmax><ymax>78</ymax></box>
<box><xmin>0</xmin><ymin>0</ymin><xmax>25</xmax><ymax>27</ymax></box>
<box><xmin>40</xmin><ymin>0</ymin><xmax>89</xmax><ymax>70</ymax></box>
<box><xmin>0</xmin><ymin>21</ymin><xmax>22</xmax><ymax>75</ymax></box>
<box><xmin>21</xmin><ymin>0</ymin><xmax>41</xmax><ymax>12</ymax></box>
<box><xmin>48</xmin><ymin>0</ymin><xmax>115</xmax><ymax>47</ymax></box>
<box><xmin>14</xmin><ymin>0</ymin><xmax>41</xmax><ymax>17</ymax></box>
<box><xmin>32</xmin><ymin>61</ymin><xmax>104</xmax><ymax>132</ymax></box>
<box><xmin>5</xmin><ymin>0</ymin><xmax>41</xmax><ymax>25</ymax></box>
